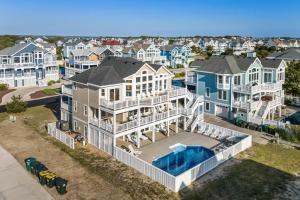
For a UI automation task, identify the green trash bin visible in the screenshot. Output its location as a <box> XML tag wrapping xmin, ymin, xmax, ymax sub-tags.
<box><xmin>45</xmin><ymin>172</ymin><xmax>57</xmax><ymax>188</ymax></box>
<box><xmin>30</xmin><ymin>161</ymin><xmax>41</xmax><ymax>174</ymax></box>
<box><xmin>54</xmin><ymin>177</ymin><xmax>68</xmax><ymax>195</ymax></box>
<box><xmin>24</xmin><ymin>157</ymin><xmax>36</xmax><ymax>171</ymax></box>
<box><xmin>34</xmin><ymin>163</ymin><xmax>47</xmax><ymax>177</ymax></box>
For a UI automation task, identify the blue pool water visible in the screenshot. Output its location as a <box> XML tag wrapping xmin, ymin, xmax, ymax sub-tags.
<box><xmin>152</xmin><ymin>146</ymin><xmax>215</xmax><ymax>176</ymax></box>
<box><xmin>285</xmin><ymin>111</ymin><xmax>300</xmax><ymax>125</ymax></box>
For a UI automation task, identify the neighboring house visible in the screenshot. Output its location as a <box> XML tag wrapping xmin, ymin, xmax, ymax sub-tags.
<box><xmin>123</xmin><ymin>44</ymin><xmax>167</xmax><ymax>65</ymax></box>
<box><xmin>0</xmin><ymin>42</ymin><xmax>59</xmax><ymax>88</ymax></box>
<box><xmin>160</xmin><ymin>45</ymin><xmax>192</xmax><ymax>68</ymax></box>
<box><xmin>65</xmin><ymin>47</ymin><xmax>115</xmax><ymax>78</ymax></box>
<box><xmin>60</xmin><ymin>57</ymin><xmax>204</xmax><ymax>149</ymax></box>
<box><xmin>36</xmin><ymin>42</ymin><xmax>57</xmax><ymax>55</ymax></box>
<box><xmin>187</xmin><ymin>55</ymin><xmax>286</xmax><ymax>124</ymax></box>
<box><xmin>267</xmin><ymin>48</ymin><xmax>300</xmax><ymax>61</ymax></box>
<box><xmin>63</xmin><ymin>41</ymin><xmax>94</xmax><ymax>59</ymax></box>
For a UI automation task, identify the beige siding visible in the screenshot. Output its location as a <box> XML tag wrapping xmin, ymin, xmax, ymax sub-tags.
<box><xmin>73</xmin><ymin>83</ymin><xmax>88</xmax><ymax>122</ymax></box>
<box><xmin>88</xmin><ymin>85</ymin><xmax>99</xmax><ymax>108</ymax></box>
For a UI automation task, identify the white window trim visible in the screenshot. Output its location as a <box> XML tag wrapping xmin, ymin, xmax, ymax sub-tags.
<box><xmin>84</xmin><ymin>104</ymin><xmax>88</xmax><ymax>116</ymax></box>
<box><xmin>205</xmin><ymin>102</ymin><xmax>210</xmax><ymax>112</ymax></box>
<box><xmin>205</xmin><ymin>87</ymin><xmax>210</xmax><ymax>97</ymax></box>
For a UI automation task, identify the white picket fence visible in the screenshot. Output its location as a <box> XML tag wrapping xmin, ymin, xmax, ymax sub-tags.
<box><xmin>114</xmin><ymin>147</ymin><xmax>176</xmax><ymax>190</ymax></box>
<box><xmin>47</xmin><ymin>122</ymin><xmax>75</xmax><ymax>149</ymax></box>
<box><xmin>113</xmin><ymin>127</ymin><xmax>252</xmax><ymax>192</ymax></box>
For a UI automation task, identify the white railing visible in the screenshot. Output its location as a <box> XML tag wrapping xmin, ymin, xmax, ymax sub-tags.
<box><xmin>89</xmin><ymin>117</ymin><xmax>99</xmax><ymax>126</ymax></box>
<box><xmin>100</xmin><ymin>87</ymin><xmax>193</xmax><ymax>111</ymax></box>
<box><xmin>47</xmin><ymin>122</ymin><xmax>75</xmax><ymax>149</ymax></box>
<box><xmin>113</xmin><ymin>147</ymin><xmax>176</xmax><ymax>191</ymax></box>
<box><xmin>233</xmin><ymin>84</ymin><xmax>260</xmax><ymax>94</ymax></box>
<box><xmin>99</xmin><ymin>120</ymin><xmax>113</xmax><ymax>132</ymax></box>
<box><xmin>185</xmin><ymin>76</ymin><xmax>197</xmax><ymax>84</ymax></box>
<box><xmin>61</xmin><ymin>101</ymin><xmax>71</xmax><ymax>111</ymax></box>
<box><xmin>62</xmin><ymin>84</ymin><xmax>73</xmax><ymax>96</ymax></box>
<box><xmin>261</xmin><ymin>82</ymin><xmax>282</xmax><ymax>91</ymax></box>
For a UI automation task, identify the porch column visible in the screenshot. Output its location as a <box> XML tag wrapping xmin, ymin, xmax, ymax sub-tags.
<box><xmin>167</xmin><ymin>121</ymin><xmax>170</xmax><ymax>137</ymax></box>
<box><xmin>271</xmin><ymin>109</ymin><xmax>275</xmax><ymax>120</ymax></box>
<box><xmin>268</xmin><ymin>112</ymin><xmax>271</xmax><ymax>120</ymax></box>
<box><xmin>113</xmin><ymin>112</ymin><xmax>116</xmax><ymax>134</ymax></box>
<box><xmin>122</xmin><ymin>135</ymin><xmax>125</xmax><ymax>141</ymax></box>
<box><xmin>279</xmin><ymin>106</ymin><xmax>282</xmax><ymax>117</ymax></box>
<box><xmin>152</xmin><ymin>126</ymin><xmax>155</xmax><ymax>143</ymax></box>
<box><xmin>137</xmin><ymin>130</ymin><xmax>141</xmax><ymax>148</ymax></box>
<box><xmin>175</xmin><ymin>118</ymin><xmax>179</xmax><ymax>133</ymax></box>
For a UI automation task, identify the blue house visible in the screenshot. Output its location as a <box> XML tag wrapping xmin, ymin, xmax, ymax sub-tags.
<box><xmin>160</xmin><ymin>45</ymin><xmax>192</xmax><ymax>68</ymax></box>
<box><xmin>187</xmin><ymin>55</ymin><xmax>286</xmax><ymax>123</ymax></box>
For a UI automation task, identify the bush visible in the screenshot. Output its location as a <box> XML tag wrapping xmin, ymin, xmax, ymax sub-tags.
<box><xmin>0</xmin><ymin>84</ymin><xmax>8</xmax><ymax>91</ymax></box>
<box><xmin>5</xmin><ymin>95</ymin><xmax>27</xmax><ymax>113</ymax></box>
<box><xmin>47</xmin><ymin>80</ymin><xmax>56</xmax><ymax>86</ymax></box>
<box><xmin>174</xmin><ymin>72</ymin><xmax>185</xmax><ymax>78</ymax></box>
<box><xmin>47</xmin><ymin>80</ymin><xmax>59</xmax><ymax>86</ymax></box>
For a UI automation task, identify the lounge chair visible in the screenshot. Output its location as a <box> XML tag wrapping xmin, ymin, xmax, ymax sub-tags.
<box><xmin>128</xmin><ymin>145</ymin><xmax>142</xmax><ymax>155</ymax></box>
<box><xmin>126</xmin><ymin>134</ymin><xmax>135</xmax><ymax>144</ymax></box>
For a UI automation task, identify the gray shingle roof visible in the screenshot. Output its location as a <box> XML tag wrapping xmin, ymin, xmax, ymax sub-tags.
<box><xmin>0</xmin><ymin>43</ymin><xmax>28</xmax><ymax>56</ymax></box>
<box><xmin>267</xmin><ymin>48</ymin><xmax>300</xmax><ymax>60</ymax></box>
<box><xmin>260</xmin><ymin>58</ymin><xmax>282</xmax><ymax>68</ymax></box>
<box><xmin>161</xmin><ymin>45</ymin><xmax>184</xmax><ymax>51</ymax></box>
<box><xmin>70</xmin><ymin>57</ymin><xmax>162</xmax><ymax>86</ymax></box>
<box><xmin>190</xmin><ymin>56</ymin><xmax>256</xmax><ymax>74</ymax></box>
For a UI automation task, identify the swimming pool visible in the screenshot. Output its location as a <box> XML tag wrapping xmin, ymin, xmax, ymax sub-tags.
<box><xmin>152</xmin><ymin>145</ymin><xmax>215</xmax><ymax>176</ymax></box>
<box><xmin>284</xmin><ymin>111</ymin><xmax>300</xmax><ymax>125</ymax></box>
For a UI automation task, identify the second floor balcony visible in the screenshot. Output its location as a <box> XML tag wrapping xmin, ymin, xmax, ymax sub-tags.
<box><xmin>233</xmin><ymin>82</ymin><xmax>282</xmax><ymax>94</ymax></box>
<box><xmin>99</xmin><ymin>87</ymin><xmax>196</xmax><ymax>111</ymax></box>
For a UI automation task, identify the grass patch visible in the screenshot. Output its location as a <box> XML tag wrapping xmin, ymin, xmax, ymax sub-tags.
<box><xmin>42</xmin><ymin>88</ymin><xmax>61</xmax><ymax>96</ymax></box>
<box><xmin>0</xmin><ymin>112</ymin><xmax>8</xmax><ymax>122</ymax></box>
<box><xmin>180</xmin><ymin>144</ymin><xmax>300</xmax><ymax>200</ymax></box>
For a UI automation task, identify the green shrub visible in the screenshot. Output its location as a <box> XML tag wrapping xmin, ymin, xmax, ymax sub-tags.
<box><xmin>174</xmin><ymin>72</ymin><xmax>185</xmax><ymax>78</ymax></box>
<box><xmin>5</xmin><ymin>95</ymin><xmax>27</xmax><ymax>113</ymax></box>
<box><xmin>47</xmin><ymin>80</ymin><xmax>56</xmax><ymax>86</ymax></box>
<box><xmin>0</xmin><ymin>84</ymin><xmax>8</xmax><ymax>91</ymax></box>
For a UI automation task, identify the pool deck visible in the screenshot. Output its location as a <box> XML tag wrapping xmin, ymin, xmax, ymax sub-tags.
<box><xmin>138</xmin><ymin>132</ymin><xmax>220</xmax><ymax>163</ymax></box>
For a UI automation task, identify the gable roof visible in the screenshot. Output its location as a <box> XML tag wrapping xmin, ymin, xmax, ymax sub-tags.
<box><xmin>70</xmin><ymin>57</ymin><xmax>151</xmax><ymax>86</ymax></box>
<box><xmin>260</xmin><ymin>58</ymin><xmax>283</xmax><ymax>68</ymax></box>
<box><xmin>190</xmin><ymin>55</ymin><xmax>257</xmax><ymax>74</ymax></box>
<box><xmin>0</xmin><ymin>43</ymin><xmax>29</xmax><ymax>56</ymax></box>
<box><xmin>161</xmin><ymin>45</ymin><xmax>184</xmax><ymax>51</ymax></box>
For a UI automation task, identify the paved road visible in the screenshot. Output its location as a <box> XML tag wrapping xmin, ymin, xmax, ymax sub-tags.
<box><xmin>0</xmin><ymin>145</ymin><xmax>53</xmax><ymax>200</ymax></box>
<box><xmin>1</xmin><ymin>83</ymin><xmax>63</xmax><ymax>105</ymax></box>
<box><xmin>0</xmin><ymin>96</ymin><xmax>60</xmax><ymax>113</ymax></box>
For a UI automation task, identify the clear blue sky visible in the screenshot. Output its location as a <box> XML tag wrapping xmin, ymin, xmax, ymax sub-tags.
<box><xmin>1</xmin><ymin>0</ymin><xmax>299</xmax><ymax>37</ymax></box>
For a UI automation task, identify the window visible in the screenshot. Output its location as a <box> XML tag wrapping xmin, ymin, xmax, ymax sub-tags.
<box><xmin>225</xmin><ymin>76</ymin><xmax>230</xmax><ymax>84</ymax></box>
<box><xmin>142</xmin><ymin>76</ymin><xmax>147</xmax><ymax>81</ymax></box>
<box><xmin>84</xmin><ymin>105</ymin><xmax>88</xmax><ymax>116</ymax></box>
<box><xmin>125</xmin><ymin>80</ymin><xmax>132</xmax><ymax>83</ymax></box>
<box><xmin>205</xmin><ymin>102</ymin><xmax>210</xmax><ymax>111</ymax></box>
<box><xmin>277</xmin><ymin>68</ymin><xmax>284</xmax><ymax>81</ymax></box>
<box><xmin>205</xmin><ymin>87</ymin><xmax>210</xmax><ymax>97</ymax></box>
<box><xmin>142</xmin><ymin>84</ymin><xmax>147</xmax><ymax>93</ymax></box>
<box><xmin>84</xmin><ymin>126</ymin><xmax>88</xmax><ymax>138</ymax></box>
<box><xmin>136</xmin><ymin>77</ymin><xmax>140</xmax><ymax>83</ymax></box>
<box><xmin>234</xmin><ymin>75</ymin><xmax>241</xmax><ymax>85</ymax></box>
<box><xmin>142</xmin><ymin>71</ymin><xmax>147</xmax><ymax>74</ymax></box>
<box><xmin>218</xmin><ymin>90</ymin><xmax>227</xmax><ymax>100</ymax></box>
<box><xmin>148</xmin><ymin>75</ymin><xmax>153</xmax><ymax>81</ymax></box>
<box><xmin>101</xmin><ymin>89</ymin><xmax>105</xmax><ymax>96</ymax></box>
<box><xmin>264</xmin><ymin>72</ymin><xmax>272</xmax><ymax>83</ymax></box>
<box><xmin>74</xmin><ymin>101</ymin><xmax>77</xmax><ymax>112</ymax></box>
<box><xmin>249</xmin><ymin>68</ymin><xmax>259</xmax><ymax>83</ymax></box>
<box><xmin>164</xmin><ymin>80</ymin><xmax>167</xmax><ymax>89</ymax></box>
<box><xmin>126</xmin><ymin>85</ymin><xmax>132</xmax><ymax>96</ymax></box>
<box><xmin>148</xmin><ymin>83</ymin><xmax>152</xmax><ymax>92</ymax></box>
<box><xmin>218</xmin><ymin>75</ymin><xmax>223</xmax><ymax>84</ymax></box>
<box><xmin>74</xmin><ymin>121</ymin><xmax>78</xmax><ymax>131</ymax></box>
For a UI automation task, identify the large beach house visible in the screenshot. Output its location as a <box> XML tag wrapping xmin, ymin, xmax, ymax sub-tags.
<box><xmin>61</xmin><ymin>57</ymin><xmax>204</xmax><ymax>148</ymax></box>
<box><xmin>0</xmin><ymin>42</ymin><xmax>58</xmax><ymax>88</ymax></box>
<box><xmin>187</xmin><ymin>55</ymin><xmax>286</xmax><ymax>124</ymax></box>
